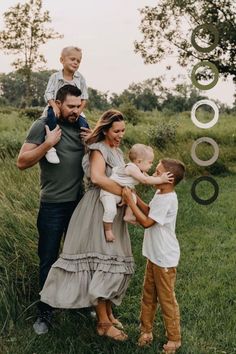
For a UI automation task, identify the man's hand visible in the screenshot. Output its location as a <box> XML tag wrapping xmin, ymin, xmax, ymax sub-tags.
<box><xmin>122</xmin><ymin>187</ymin><xmax>134</xmax><ymax>205</ymax></box>
<box><xmin>80</xmin><ymin>127</ymin><xmax>92</xmax><ymax>141</ymax></box>
<box><xmin>45</xmin><ymin>125</ymin><xmax>62</xmax><ymax>148</ymax></box>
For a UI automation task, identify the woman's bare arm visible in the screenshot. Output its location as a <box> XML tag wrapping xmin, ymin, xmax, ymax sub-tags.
<box><xmin>90</xmin><ymin>150</ymin><xmax>122</xmax><ymax>196</ymax></box>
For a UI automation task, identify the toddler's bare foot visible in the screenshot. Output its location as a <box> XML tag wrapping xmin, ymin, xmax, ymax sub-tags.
<box><xmin>105</xmin><ymin>230</ymin><xmax>115</xmax><ymax>242</ymax></box>
<box><xmin>163</xmin><ymin>340</ymin><xmax>181</xmax><ymax>353</ymax></box>
<box><xmin>138</xmin><ymin>332</ymin><xmax>153</xmax><ymax>346</ymax></box>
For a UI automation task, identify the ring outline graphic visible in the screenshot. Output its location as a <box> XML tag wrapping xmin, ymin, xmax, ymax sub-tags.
<box><xmin>191</xmin><ymin>61</ymin><xmax>219</xmax><ymax>90</ymax></box>
<box><xmin>191</xmin><ymin>137</ymin><xmax>219</xmax><ymax>166</ymax></box>
<box><xmin>191</xmin><ymin>24</ymin><xmax>219</xmax><ymax>53</ymax></box>
<box><xmin>191</xmin><ymin>176</ymin><xmax>219</xmax><ymax>205</ymax></box>
<box><xmin>191</xmin><ymin>99</ymin><xmax>219</xmax><ymax>129</ymax></box>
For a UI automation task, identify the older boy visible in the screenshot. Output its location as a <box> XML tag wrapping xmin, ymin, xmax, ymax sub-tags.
<box><xmin>122</xmin><ymin>158</ymin><xmax>185</xmax><ymax>353</ymax></box>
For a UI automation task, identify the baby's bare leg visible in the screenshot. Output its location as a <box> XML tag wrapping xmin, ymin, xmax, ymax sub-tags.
<box><xmin>100</xmin><ymin>192</ymin><xmax>121</xmax><ymax>242</ymax></box>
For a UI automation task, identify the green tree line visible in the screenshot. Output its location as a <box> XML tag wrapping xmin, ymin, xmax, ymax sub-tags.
<box><xmin>1</xmin><ymin>70</ymin><xmax>224</xmax><ymax>113</ymax></box>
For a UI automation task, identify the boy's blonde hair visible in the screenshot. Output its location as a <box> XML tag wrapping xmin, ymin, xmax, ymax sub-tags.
<box><xmin>129</xmin><ymin>144</ymin><xmax>154</xmax><ymax>162</ymax></box>
<box><xmin>161</xmin><ymin>158</ymin><xmax>185</xmax><ymax>186</ymax></box>
<box><xmin>61</xmin><ymin>46</ymin><xmax>82</xmax><ymax>58</ymax></box>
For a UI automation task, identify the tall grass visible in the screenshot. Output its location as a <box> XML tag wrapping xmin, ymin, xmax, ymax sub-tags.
<box><xmin>1</xmin><ymin>110</ymin><xmax>235</xmax><ymax>176</ymax></box>
<box><xmin>0</xmin><ymin>109</ymin><xmax>235</xmax><ymax>353</ymax></box>
<box><xmin>0</xmin><ymin>165</ymin><xmax>235</xmax><ymax>353</ymax></box>
<box><xmin>0</xmin><ymin>159</ymin><xmax>39</xmax><ymax>332</ymax></box>
<box><xmin>123</xmin><ymin>111</ymin><xmax>235</xmax><ymax>176</ymax></box>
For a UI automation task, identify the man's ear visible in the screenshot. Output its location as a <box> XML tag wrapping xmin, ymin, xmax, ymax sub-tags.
<box><xmin>60</xmin><ymin>56</ymin><xmax>63</xmax><ymax>64</ymax></box>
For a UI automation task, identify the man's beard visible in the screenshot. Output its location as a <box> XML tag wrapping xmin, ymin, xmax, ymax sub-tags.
<box><xmin>62</xmin><ymin>114</ymin><xmax>78</xmax><ymax>123</ymax></box>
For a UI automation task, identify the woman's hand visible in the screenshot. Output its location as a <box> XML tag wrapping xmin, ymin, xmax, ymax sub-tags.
<box><xmin>122</xmin><ymin>187</ymin><xmax>134</xmax><ymax>205</ymax></box>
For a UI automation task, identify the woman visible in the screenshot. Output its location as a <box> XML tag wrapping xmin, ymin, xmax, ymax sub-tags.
<box><xmin>40</xmin><ymin>109</ymin><xmax>134</xmax><ymax>340</ymax></box>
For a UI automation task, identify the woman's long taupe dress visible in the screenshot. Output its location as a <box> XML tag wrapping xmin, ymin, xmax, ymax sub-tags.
<box><xmin>40</xmin><ymin>142</ymin><xmax>135</xmax><ymax>308</ymax></box>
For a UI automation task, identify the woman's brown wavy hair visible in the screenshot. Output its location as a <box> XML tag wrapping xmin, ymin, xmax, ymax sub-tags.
<box><xmin>86</xmin><ymin>109</ymin><xmax>124</xmax><ymax>145</ymax></box>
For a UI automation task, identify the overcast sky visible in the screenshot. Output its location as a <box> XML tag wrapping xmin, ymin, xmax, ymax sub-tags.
<box><xmin>0</xmin><ymin>0</ymin><xmax>235</xmax><ymax>106</ymax></box>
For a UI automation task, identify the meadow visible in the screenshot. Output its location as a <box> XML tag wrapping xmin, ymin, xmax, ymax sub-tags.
<box><xmin>0</xmin><ymin>108</ymin><xmax>235</xmax><ymax>354</ymax></box>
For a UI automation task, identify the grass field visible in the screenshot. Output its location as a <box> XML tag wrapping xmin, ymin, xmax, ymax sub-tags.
<box><xmin>0</xmin><ymin>109</ymin><xmax>236</xmax><ymax>353</ymax></box>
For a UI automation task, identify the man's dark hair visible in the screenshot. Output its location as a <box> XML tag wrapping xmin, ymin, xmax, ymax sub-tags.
<box><xmin>56</xmin><ymin>85</ymin><xmax>82</xmax><ymax>103</ymax></box>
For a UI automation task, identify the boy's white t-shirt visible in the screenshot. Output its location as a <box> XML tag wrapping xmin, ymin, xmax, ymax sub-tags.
<box><xmin>142</xmin><ymin>191</ymin><xmax>180</xmax><ymax>268</ymax></box>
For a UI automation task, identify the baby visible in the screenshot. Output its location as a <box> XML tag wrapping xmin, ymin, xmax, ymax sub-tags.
<box><xmin>100</xmin><ymin>144</ymin><xmax>173</xmax><ymax>242</ymax></box>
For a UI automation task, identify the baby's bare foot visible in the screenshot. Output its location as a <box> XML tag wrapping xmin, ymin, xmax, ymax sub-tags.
<box><xmin>123</xmin><ymin>215</ymin><xmax>136</xmax><ymax>223</ymax></box>
<box><xmin>105</xmin><ymin>230</ymin><xmax>115</xmax><ymax>242</ymax></box>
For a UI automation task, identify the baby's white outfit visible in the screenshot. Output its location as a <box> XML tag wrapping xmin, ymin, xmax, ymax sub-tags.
<box><xmin>100</xmin><ymin>162</ymin><xmax>139</xmax><ymax>222</ymax></box>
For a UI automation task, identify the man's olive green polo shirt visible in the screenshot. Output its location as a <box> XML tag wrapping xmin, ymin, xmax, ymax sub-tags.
<box><xmin>26</xmin><ymin>116</ymin><xmax>85</xmax><ymax>203</ymax></box>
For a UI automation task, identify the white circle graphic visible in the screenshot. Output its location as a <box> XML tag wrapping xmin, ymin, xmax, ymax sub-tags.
<box><xmin>191</xmin><ymin>99</ymin><xmax>219</xmax><ymax>129</ymax></box>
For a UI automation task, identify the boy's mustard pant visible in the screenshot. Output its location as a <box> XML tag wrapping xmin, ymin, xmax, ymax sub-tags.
<box><xmin>140</xmin><ymin>259</ymin><xmax>181</xmax><ymax>342</ymax></box>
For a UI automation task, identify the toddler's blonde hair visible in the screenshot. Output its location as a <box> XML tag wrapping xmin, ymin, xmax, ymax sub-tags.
<box><xmin>61</xmin><ymin>46</ymin><xmax>82</xmax><ymax>58</ymax></box>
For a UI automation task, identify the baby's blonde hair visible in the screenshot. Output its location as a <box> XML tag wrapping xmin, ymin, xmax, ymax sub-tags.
<box><xmin>129</xmin><ymin>144</ymin><xmax>154</xmax><ymax>162</ymax></box>
<box><xmin>61</xmin><ymin>46</ymin><xmax>82</xmax><ymax>58</ymax></box>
